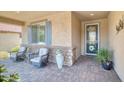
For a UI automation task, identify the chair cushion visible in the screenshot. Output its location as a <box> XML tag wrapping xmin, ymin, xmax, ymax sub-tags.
<box><xmin>30</xmin><ymin>57</ymin><xmax>41</xmax><ymax>63</ymax></box>
<box><xmin>39</xmin><ymin>48</ymin><xmax>48</xmax><ymax>56</ymax></box>
<box><xmin>19</xmin><ymin>47</ymin><xmax>26</xmax><ymax>52</ymax></box>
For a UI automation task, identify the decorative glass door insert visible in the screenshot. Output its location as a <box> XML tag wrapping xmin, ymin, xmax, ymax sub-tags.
<box><xmin>85</xmin><ymin>23</ymin><xmax>99</xmax><ymax>55</ymax></box>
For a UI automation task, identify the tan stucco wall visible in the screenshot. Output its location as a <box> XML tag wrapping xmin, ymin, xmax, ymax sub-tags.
<box><xmin>108</xmin><ymin>12</ymin><xmax>124</xmax><ymax>81</ymax></box>
<box><xmin>22</xmin><ymin>25</ymin><xmax>28</xmax><ymax>44</ymax></box>
<box><xmin>22</xmin><ymin>12</ymin><xmax>82</xmax><ymax>59</ymax></box>
<box><xmin>0</xmin><ymin>17</ymin><xmax>24</xmax><ymax>51</ymax></box>
<box><xmin>0</xmin><ymin>32</ymin><xmax>21</xmax><ymax>51</ymax></box>
<box><xmin>81</xmin><ymin>18</ymin><xmax>108</xmax><ymax>55</ymax></box>
<box><xmin>23</xmin><ymin>12</ymin><xmax>72</xmax><ymax>47</ymax></box>
<box><xmin>71</xmin><ymin>13</ymin><xmax>81</xmax><ymax>59</ymax></box>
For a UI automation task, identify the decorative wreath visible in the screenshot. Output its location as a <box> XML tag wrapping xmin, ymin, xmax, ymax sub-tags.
<box><xmin>89</xmin><ymin>45</ymin><xmax>95</xmax><ymax>51</ymax></box>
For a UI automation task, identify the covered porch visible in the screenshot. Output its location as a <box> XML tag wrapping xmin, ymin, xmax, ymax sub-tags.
<box><xmin>0</xmin><ymin>11</ymin><xmax>124</xmax><ymax>81</ymax></box>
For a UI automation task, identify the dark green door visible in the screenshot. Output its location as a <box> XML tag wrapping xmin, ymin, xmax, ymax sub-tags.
<box><xmin>85</xmin><ymin>23</ymin><xmax>99</xmax><ymax>55</ymax></box>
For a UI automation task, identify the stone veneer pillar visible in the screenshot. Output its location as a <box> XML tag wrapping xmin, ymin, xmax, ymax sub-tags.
<box><xmin>48</xmin><ymin>46</ymin><xmax>76</xmax><ymax>66</ymax></box>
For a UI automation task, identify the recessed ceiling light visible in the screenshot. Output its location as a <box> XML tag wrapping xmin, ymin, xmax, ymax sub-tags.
<box><xmin>90</xmin><ymin>13</ymin><xmax>94</xmax><ymax>16</ymax></box>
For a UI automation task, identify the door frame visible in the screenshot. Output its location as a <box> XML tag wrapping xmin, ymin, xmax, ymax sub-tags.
<box><xmin>84</xmin><ymin>23</ymin><xmax>100</xmax><ymax>55</ymax></box>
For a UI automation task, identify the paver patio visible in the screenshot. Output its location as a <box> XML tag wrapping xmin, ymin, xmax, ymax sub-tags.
<box><xmin>0</xmin><ymin>56</ymin><xmax>121</xmax><ymax>82</ymax></box>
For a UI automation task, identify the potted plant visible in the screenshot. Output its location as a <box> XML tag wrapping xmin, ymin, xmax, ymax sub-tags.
<box><xmin>96</xmin><ymin>48</ymin><xmax>113</xmax><ymax>70</ymax></box>
<box><xmin>56</xmin><ymin>49</ymin><xmax>64</xmax><ymax>69</ymax></box>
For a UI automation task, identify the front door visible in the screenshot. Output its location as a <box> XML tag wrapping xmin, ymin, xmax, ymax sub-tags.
<box><xmin>85</xmin><ymin>23</ymin><xmax>99</xmax><ymax>55</ymax></box>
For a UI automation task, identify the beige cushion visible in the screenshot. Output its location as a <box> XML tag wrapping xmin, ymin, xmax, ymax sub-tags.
<box><xmin>19</xmin><ymin>47</ymin><xmax>26</xmax><ymax>52</ymax></box>
<box><xmin>39</xmin><ymin>48</ymin><xmax>48</xmax><ymax>56</ymax></box>
<box><xmin>30</xmin><ymin>57</ymin><xmax>41</xmax><ymax>63</ymax></box>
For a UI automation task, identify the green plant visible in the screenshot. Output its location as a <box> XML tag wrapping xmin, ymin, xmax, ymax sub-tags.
<box><xmin>96</xmin><ymin>48</ymin><xmax>112</xmax><ymax>63</ymax></box>
<box><xmin>0</xmin><ymin>64</ymin><xmax>20</xmax><ymax>82</ymax></box>
<box><xmin>11</xmin><ymin>46</ymin><xmax>20</xmax><ymax>53</ymax></box>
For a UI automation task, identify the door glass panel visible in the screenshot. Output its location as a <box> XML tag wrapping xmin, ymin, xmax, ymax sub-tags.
<box><xmin>86</xmin><ymin>24</ymin><xmax>98</xmax><ymax>54</ymax></box>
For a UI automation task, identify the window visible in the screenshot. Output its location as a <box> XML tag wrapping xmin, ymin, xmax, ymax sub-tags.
<box><xmin>28</xmin><ymin>21</ymin><xmax>52</xmax><ymax>46</ymax></box>
<box><xmin>31</xmin><ymin>23</ymin><xmax>45</xmax><ymax>44</ymax></box>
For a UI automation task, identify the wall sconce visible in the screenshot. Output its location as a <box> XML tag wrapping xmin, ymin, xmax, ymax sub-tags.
<box><xmin>116</xmin><ymin>15</ymin><xmax>124</xmax><ymax>34</ymax></box>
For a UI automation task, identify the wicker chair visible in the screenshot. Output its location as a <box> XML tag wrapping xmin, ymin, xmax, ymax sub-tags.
<box><xmin>10</xmin><ymin>47</ymin><xmax>27</xmax><ymax>61</ymax></box>
<box><xmin>29</xmin><ymin>48</ymin><xmax>49</xmax><ymax>68</ymax></box>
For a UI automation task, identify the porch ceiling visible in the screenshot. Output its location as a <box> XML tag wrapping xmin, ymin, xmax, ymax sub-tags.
<box><xmin>0</xmin><ymin>11</ymin><xmax>110</xmax><ymax>22</ymax></box>
<box><xmin>74</xmin><ymin>11</ymin><xmax>110</xmax><ymax>21</ymax></box>
<box><xmin>0</xmin><ymin>11</ymin><xmax>62</xmax><ymax>22</ymax></box>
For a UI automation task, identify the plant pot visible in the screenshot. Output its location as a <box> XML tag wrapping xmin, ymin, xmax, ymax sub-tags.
<box><xmin>56</xmin><ymin>54</ymin><xmax>64</xmax><ymax>69</ymax></box>
<box><xmin>102</xmin><ymin>61</ymin><xmax>113</xmax><ymax>70</ymax></box>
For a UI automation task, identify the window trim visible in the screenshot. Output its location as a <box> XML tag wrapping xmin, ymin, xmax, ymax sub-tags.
<box><xmin>28</xmin><ymin>21</ymin><xmax>52</xmax><ymax>46</ymax></box>
<box><xmin>30</xmin><ymin>22</ymin><xmax>46</xmax><ymax>45</ymax></box>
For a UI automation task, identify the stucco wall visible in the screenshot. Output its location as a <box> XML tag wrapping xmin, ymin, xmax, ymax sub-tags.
<box><xmin>0</xmin><ymin>32</ymin><xmax>21</xmax><ymax>51</ymax></box>
<box><xmin>22</xmin><ymin>12</ymin><xmax>81</xmax><ymax>61</ymax></box>
<box><xmin>0</xmin><ymin>21</ymin><xmax>23</xmax><ymax>51</ymax></box>
<box><xmin>71</xmin><ymin>13</ymin><xmax>81</xmax><ymax>59</ymax></box>
<box><xmin>22</xmin><ymin>25</ymin><xmax>28</xmax><ymax>44</ymax></box>
<box><xmin>24</xmin><ymin>12</ymin><xmax>72</xmax><ymax>47</ymax></box>
<box><xmin>108</xmin><ymin>12</ymin><xmax>124</xmax><ymax>81</ymax></box>
<box><xmin>81</xmin><ymin>18</ymin><xmax>108</xmax><ymax>55</ymax></box>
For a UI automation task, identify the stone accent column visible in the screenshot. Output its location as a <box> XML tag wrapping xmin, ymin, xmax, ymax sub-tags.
<box><xmin>48</xmin><ymin>46</ymin><xmax>76</xmax><ymax>66</ymax></box>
